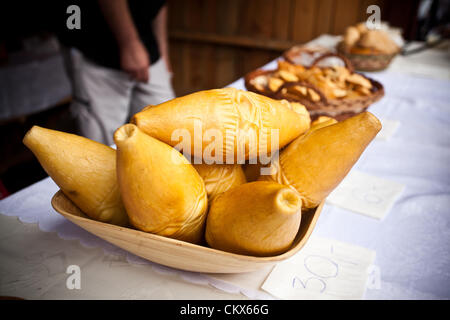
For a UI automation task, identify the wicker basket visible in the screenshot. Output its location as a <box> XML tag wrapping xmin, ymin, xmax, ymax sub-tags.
<box><xmin>336</xmin><ymin>41</ymin><xmax>398</xmax><ymax>72</ymax></box>
<box><xmin>244</xmin><ymin>53</ymin><xmax>384</xmax><ymax>121</ymax></box>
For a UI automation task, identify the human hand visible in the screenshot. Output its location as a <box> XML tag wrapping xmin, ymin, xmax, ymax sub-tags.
<box><xmin>120</xmin><ymin>39</ymin><xmax>150</xmax><ymax>83</ymax></box>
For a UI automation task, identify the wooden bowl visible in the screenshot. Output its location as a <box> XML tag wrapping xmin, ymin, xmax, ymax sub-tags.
<box><xmin>51</xmin><ymin>190</ymin><xmax>324</xmax><ymax>273</ymax></box>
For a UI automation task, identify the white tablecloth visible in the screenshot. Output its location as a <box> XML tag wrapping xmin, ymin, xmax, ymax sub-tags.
<box><xmin>1</xmin><ymin>39</ymin><xmax>449</xmax><ymax>300</ymax></box>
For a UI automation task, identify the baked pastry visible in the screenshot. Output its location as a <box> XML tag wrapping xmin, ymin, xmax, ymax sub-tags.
<box><xmin>131</xmin><ymin>88</ymin><xmax>310</xmax><ymax>163</ymax></box>
<box><xmin>193</xmin><ymin>164</ymin><xmax>246</xmax><ymax>201</ymax></box>
<box><xmin>355</xmin><ymin>22</ymin><xmax>368</xmax><ymax>34</ymax></box>
<box><xmin>344</xmin><ymin>26</ymin><xmax>360</xmax><ymax>47</ymax></box>
<box><xmin>242</xmin><ymin>117</ymin><xmax>337</xmax><ymax>182</ymax></box>
<box><xmin>249</xmin><ymin>116</ymin><xmax>336</xmax><ymax>183</ymax></box>
<box><xmin>23</xmin><ymin>126</ymin><xmax>128</xmax><ymax>226</ymax></box>
<box><xmin>114</xmin><ymin>124</ymin><xmax>208</xmax><ymax>244</ymax></box>
<box><xmin>338</xmin><ymin>22</ymin><xmax>400</xmax><ymax>71</ymax></box>
<box><xmin>245</xmin><ymin>58</ymin><xmax>384</xmax><ymax>121</ymax></box>
<box><xmin>205</xmin><ymin>181</ymin><xmax>302</xmax><ymax>256</ymax></box>
<box><xmin>253</xmin><ymin>60</ymin><xmax>374</xmax><ymax>101</ymax></box>
<box><xmin>342</xmin><ymin>23</ymin><xmax>399</xmax><ymax>55</ymax></box>
<box><xmin>356</xmin><ymin>30</ymin><xmax>399</xmax><ymax>55</ymax></box>
<box><xmin>259</xmin><ymin>112</ymin><xmax>381</xmax><ymax>208</ymax></box>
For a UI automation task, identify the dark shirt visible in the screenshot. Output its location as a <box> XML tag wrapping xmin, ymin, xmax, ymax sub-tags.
<box><xmin>54</xmin><ymin>0</ymin><xmax>165</xmax><ymax>70</ymax></box>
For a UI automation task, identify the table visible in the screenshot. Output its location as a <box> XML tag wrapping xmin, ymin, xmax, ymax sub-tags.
<box><xmin>1</xmin><ymin>37</ymin><xmax>449</xmax><ymax>300</ymax></box>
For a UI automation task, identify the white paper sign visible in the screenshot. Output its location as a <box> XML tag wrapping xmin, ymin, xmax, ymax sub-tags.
<box><xmin>261</xmin><ymin>237</ymin><xmax>376</xmax><ymax>300</ymax></box>
<box><xmin>326</xmin><ymin>170</ymin><xmax>405</xmax><ymax>220</ymax></box>
<box><xmin>376</xmin><ymin>119</ymin><xmax>400</xmax><ymax>141</ymax></box>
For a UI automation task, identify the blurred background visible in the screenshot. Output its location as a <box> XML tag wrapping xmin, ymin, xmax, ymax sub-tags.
<box><xmin>0</xmin><ymin>0</ymin><xmax>447</xmax><ymax>198</ymax></box>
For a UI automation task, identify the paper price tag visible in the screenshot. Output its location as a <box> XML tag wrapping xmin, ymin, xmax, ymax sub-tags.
<box><xmin>261</xmin><ymin>237</ymin><xmax>376</xmax><ymax>300</ymax></box>
<box><xmin>326</xmin><ymin>170</ymin><xmax>405</xmax><ymax>220</ymax></box>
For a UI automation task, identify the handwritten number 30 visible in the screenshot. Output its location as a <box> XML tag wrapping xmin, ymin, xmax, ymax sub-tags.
<box><xmin>292</xmin><ymin>255</ymin><xmax>339</xmax><ymax>293</ymax></box>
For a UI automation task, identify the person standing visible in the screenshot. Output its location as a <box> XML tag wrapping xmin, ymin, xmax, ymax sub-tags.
<box><xmin>56</xmin><ymin>0</ymin><xmax>175</xmax><ymax>145</ymax></box>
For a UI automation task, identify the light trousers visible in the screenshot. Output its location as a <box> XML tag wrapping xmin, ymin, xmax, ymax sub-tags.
<box><xmin>68</xmin><ymin>49</ymin><xmax>175</xmax><ymax>145</ymax></box>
